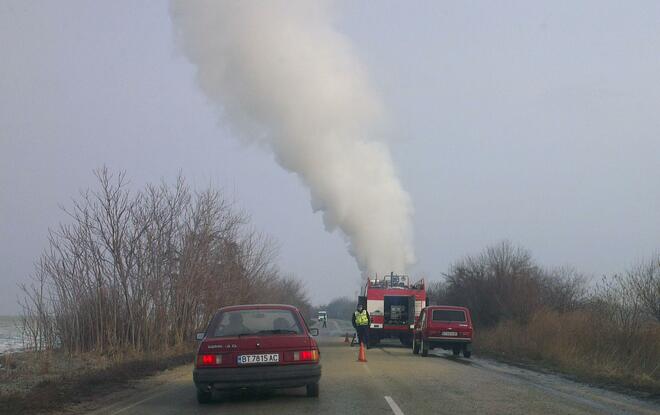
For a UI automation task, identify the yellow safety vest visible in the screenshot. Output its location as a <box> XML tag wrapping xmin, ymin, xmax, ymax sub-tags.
<box><xmin>355</xmin><ymin>310</ymin><xmax>369</xmax><ymax>326</ymax></box>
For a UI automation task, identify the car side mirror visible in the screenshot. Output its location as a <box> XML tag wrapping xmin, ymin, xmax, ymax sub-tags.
<box><xmin>309</xmin><ymin>327</ymin><xmax>319</xmax><ymax>336</ymax></box>
<box><xmin>195</xmin><ymin>332</ymin><xmax>205</xmax><ymax>341</ymax></box>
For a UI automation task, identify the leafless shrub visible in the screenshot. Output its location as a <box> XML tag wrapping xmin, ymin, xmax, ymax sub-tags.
<box><xmin>20</xmin><ymin>167</ymin><xmax>311</xmax><ymax>354</ymax></box>
<box><xmin>594</xmin><ymin>273</ymin><xmax>644</xmax><ymax>333</ymax></box>
<box><xmin>592</xmin><ymin>254</ymin><xmax>660</xmax><ymax>333</ymax></box>
<box><xmin>443</xmin><ymin>243</ymin><xmax>659</xmax><ymax>392</ymax></box>
<box><xmin>477</xmin><ymin>308</ymin><xmax>660</xmax><ymax>393</ymax></box>
<box><xmin>426</xmin><ymin>280</ymin><xmax>449</xmax><ymax>306</ymax></box>
<box><xmin>442</xmin><ymin>241</ymin><xmax>543</xmax><ymax>326</ymax></box>
<box><xmin>539</xmin><ymin>266</ymin><xmax>588</xmax><ymax>313</ymax></box>
<box><xmin>627</xmin><ymin>255</ymin><xmax>660</xmax><ymax>322</ymax></box>
<box><xmin>440</xmin><ymin>242</ymin><xmax>589</xmax><ymax>327</ymax></box>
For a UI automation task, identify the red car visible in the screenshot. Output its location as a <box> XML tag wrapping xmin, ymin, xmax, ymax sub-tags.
<box><xmin>194</xmin><ymin>304</ymin><xmax>321</xmax><ymax>403</ymax></box>
<box><xmin>412</xmin><ymin>306</ymin><xmax>473</xmax><ymax>358</ymax></box>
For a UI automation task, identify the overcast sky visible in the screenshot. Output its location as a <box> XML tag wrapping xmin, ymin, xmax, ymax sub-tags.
<box><xmin>1</xmin><ymin>1</ymin><xmax>659</xmax><ymax>314</ymax></box>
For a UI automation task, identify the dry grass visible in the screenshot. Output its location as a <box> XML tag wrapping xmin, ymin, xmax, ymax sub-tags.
<box><xmin>0</xmin><ymin>347</ymin><xmax>193</xmax><ymax>415</ymax></box>
<box><xmin>475</xmin><ymin>309</ymin><xmax>660</xmax><ymax>396</ymax></box>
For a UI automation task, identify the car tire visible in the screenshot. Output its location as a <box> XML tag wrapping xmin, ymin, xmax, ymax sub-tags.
<box><xmin>197</xmin><ymin>388</ymin><xmax>212</xmax><ymax>404</ymax></box>
<box><xmin>421</xmin><ymin>338</ymin><xmax>429</xmax><ymax>357</ymax></box>
<box><xmin>463</xmin><ymin>350</ymin><xmax>472</xmax><ymax>358</ymax></box>
<box><xmin>412</xmin><ymin>337</ymin><xmax>420</xmax><ymax>354</ymax></box>
<box><xmin>452</xmin><ymin>346</ymin><xmax>461</xmax><ymax>356</ymax></box>
<box><xmin>306</xmin><ymin>382</ymin><xmax>320</xmax><ymax>398</ymax></box>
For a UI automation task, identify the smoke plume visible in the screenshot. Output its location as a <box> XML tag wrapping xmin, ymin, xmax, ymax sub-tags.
<box><xmin>170</xmin><ymin>1</ymin><xmax>415</xmax><ymax>274</ymax></box>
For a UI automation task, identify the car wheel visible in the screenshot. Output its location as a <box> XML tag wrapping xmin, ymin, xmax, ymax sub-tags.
<box><xmin>463</xmin><ymin>350</ymin><xmax>472</xmax><ymax>358</ymax></box>
<box><xmin>306</xmin><ymin>382</ymin><xmax>320</xmax><ymax>397</ymax></box>
<box><xmin>197</xmin><ymin>388</ymin><xmax>212</xmax><ymax>404</ymax></box>
<box><xmin>412</xmin><ymin>337</ymin><xmax>420</xmax><ymax>354</ymax></box>
<box><xmin>452</xmin><ymin>346</ymin><xmax>461</xmax><ymax>356</ymax></box>
<box><xmin>421</xmin><ymin>338</ymin><xmax>429</xmax><ymax>357</ymax></box>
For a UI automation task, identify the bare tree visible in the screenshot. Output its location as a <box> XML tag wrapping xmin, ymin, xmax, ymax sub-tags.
<box><xmin>627</xmin><ymin>255</ymin><xmax>660</xmax><ymax>322</ymax></box>
<box><xmin>20</xmin><ymin>168</ymin><xmax>312</xmax><ymax>355</ymax></box>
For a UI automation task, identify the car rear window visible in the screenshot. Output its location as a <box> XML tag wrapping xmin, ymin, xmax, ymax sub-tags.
<box><xmin>432</xmin><ymin>309</ymin><xmax>466</xmax><ymax>322</ymax></box>
<box><xmin>208</xmin><ymin>309</ymin><xmax>304</xmax><ymax>337</ymax></box>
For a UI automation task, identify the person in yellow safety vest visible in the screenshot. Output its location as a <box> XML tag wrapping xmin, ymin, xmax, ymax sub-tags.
<box><xmin>351</xmin><ymin>303</ymin><xmax>371</xmax><ymax>349</ymax></box>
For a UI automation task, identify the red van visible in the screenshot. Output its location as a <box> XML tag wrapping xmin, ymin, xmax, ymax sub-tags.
<box><xmin>412</xmin><ymin>306</ymin><xmax>473</xmax><ymax>358</ymax></box>
<box><xmin>194</xmin><ymin>304</ymin><xmax>321</xmax><ymax>403</ymax></box>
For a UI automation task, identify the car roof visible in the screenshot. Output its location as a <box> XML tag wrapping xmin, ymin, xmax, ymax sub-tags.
<box><xmin>217</xmin><ymin>304</ymin><xmax>300</xmax><ymax>313</ymax></box>
<box><xmin>424</xmin><ymin>305</ymin><xmax>470</xmax><ymax>312</ymax></box>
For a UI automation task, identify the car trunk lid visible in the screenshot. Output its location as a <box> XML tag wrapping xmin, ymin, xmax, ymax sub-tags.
<box><xmin>200</xmin><ymin>334</ymin><xmax>312</xmax><ymax>368</ymax></box>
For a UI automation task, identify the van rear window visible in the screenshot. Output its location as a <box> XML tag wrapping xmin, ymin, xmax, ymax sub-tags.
<box><xmin>432</xmin><ymin>310</ymin><xmax>466</xmax><ymax>322</ymax></box>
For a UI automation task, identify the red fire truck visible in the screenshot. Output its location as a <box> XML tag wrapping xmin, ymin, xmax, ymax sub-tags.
<box><xmin>359</xmin><ymin>273</ymin><xmax>427</xmax><ymax>346</ymax></box>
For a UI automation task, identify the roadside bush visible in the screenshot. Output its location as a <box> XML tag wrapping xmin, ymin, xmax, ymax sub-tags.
<box><xmin>439</xmin><ymin>241</ymin><xmax>587</xmax><ymax>326</ymax></box>
<box><xmin>19</xmin><ymin>168</ymin><xmax>311</xmax><ymax>354</ymax></box>
<box><xmin>447</xmin><ymin>245</ymin><xmax>660</xmax><ymax>394</ymax></box>
<box><xmin>477</xmin><ymin>308</ymin><xmax>660</xmax><ymax>393</ymax></box>
<box><xmin>426</xmin><ymin>280</ymin><xmax>449</xmax><ymax>306</ymax></box>
<box><xmin>595</xmin><ymin>255</ymin><xmax>660</xmax><ymax>325</ymax></box>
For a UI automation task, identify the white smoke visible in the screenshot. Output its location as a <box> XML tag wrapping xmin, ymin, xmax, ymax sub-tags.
<box><xmin>170</xmin><ymin>0</ymin><xmax>415</xmax><ymax>274</ymax></box>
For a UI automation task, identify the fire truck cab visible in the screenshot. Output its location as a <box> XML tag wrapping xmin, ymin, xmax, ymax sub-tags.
<box><xmin>359</xmin><ymin>273</ymin><xmax>427</xmax><ymax>346</ymax></box>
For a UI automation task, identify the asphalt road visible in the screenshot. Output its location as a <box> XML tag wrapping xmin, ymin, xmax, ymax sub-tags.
<box><xmin>82</xmin><ymin>321</ymin><xmax>659</xmax><ymax>415</ymax></box>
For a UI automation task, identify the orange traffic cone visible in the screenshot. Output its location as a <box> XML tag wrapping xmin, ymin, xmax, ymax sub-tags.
<box><xmin>358</xmin><ymin>341</ymin><xmax>367</xmax><ymax>362</ymax></box>
<box><xmin>344</xmin><ymin>333</ymin><xmax>349</xmax><ymax>343</ymax></box>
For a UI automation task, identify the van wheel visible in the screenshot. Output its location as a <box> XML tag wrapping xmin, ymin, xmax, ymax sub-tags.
<box><xmin>452</xmin><ymin>346</ymin><xmax>461</xmax><ymax>356</ymax></box>
<box><xmin>306</xmin><ymin>382</ymin><xmax>319</xmax><ymax>397</ymax></box>
<box><xmin>197</xmin><ymin>388</ymin><xmax>212</xmax><ymax>404</ymax></box>
<box><xmin>463</xmin><ymin>350</ymin><xmax>472</xmax><ymax>358</ymax></box>
<box><xmin>421</xmin><ymin>338</ymin><xmax>429</xmax><ymax>357</ymax></box>
<box><xmin>412</xmin><ymin>337</ymin><xmax>420</xmax><ymax>354</ymax></box>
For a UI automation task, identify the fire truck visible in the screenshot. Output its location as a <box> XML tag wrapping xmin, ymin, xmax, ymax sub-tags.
<box><xmin>358</xmin><ymin>272</ymin><xmax>427</xmax><ymax>346</ymax></box>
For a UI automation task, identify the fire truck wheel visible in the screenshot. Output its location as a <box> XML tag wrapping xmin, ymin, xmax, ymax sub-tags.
<box><xmin>412</xmin><ymin>337</ymin><xmax>420</xmax><ymax>354</ymax></box>
<box><xmin>421</xmin><ymin>338</ymin><xmax>429</xmax><ymax>357</ymax></box>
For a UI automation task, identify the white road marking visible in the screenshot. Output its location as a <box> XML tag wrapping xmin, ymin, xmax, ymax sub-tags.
<box><xmin>385</xmin><ymin>396</ymin><xmax>405</xmax><ymax>415</ymax></box>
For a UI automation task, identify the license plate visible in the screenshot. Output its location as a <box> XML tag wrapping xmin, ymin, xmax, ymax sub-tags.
<box><xmin>441</xmin><ymin>331</ymin><xmax>458</xmax><ymax>337</ymax></box>
<box><xmin>237</xmin><ymin>353</ymin><xmax>279</xmax><ymax>365</ymax></box>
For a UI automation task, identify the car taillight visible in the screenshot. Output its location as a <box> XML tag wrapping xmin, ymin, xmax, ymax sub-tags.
<box><xmin>197</xmin><ymin>354</ymin><xmax>222</xmax><ymax>366</ymax></box>
<box><xmin>292</xmin><ymin>350</ymin><xmax>319</xmax><ymax>362</ymax></box>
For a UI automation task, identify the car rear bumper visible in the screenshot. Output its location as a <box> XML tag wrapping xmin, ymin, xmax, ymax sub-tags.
<box><xmin>427</xmin><ymin>337</ymin><xmax>472</xmax><ymax>348</ymax></box>
<box><xmin>427</xmin><ymin>336</ymin><xmax>471</xmax><ymax>342</ymax></box>
<box><xmin>194</xmin><ymin>363</ymin><xmax>321</xmax><ymax>391</ymax></box>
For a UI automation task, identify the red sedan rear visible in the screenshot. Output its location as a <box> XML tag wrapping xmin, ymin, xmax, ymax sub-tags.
<box><xmin>194</xmin><ymin>304</ymin><xmax>321</xmax><ymax>404</ymax></box>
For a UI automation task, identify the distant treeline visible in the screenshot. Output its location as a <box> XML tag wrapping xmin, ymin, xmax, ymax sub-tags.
<box><xmin>20</xmin><ymin>168</ymin><xmax>311</xmax><ymax>354</ymax></box>
<box><xmin>427</xmin><ymin>241</ymin><xmax>660</xmax><ymax>392</ymax></box>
